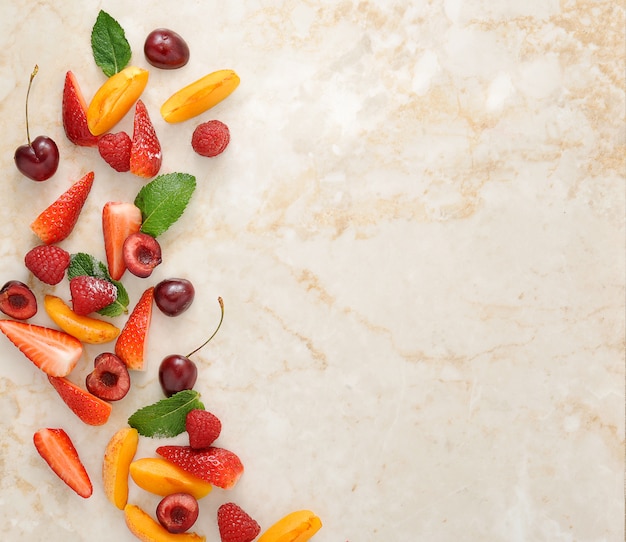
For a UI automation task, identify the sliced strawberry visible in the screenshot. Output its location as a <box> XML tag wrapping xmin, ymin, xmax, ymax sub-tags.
<box><xmin>115</xmin><ymin>287</ymin><xmax>154</xmax><ymax>370</ymax></box>
<box><xmin>33</xmin><ymin>428</ymin><xmax>93</xmax><ymax>498</ymax></box>
<box><xmin>129</xmin><ymin>100</ymin><xmax>162</xmax><ymax>178</ymax></box>
<box><xmin>156</xmin><ymin>446</ymin><xmax>243</xmax><ymax>489</ymax></box>
<box><xmin>217</xmin><ymin>502</ymin><xmax>261</xmax><ymax>542</ymax></box>
<box><xmin>102</xmin><ymin>201</ymin><xmax>143</xmax><ymax>280</ymax></box>
<box><xmin>69</xmin><ymin>275</ymin><xmax>117</xmax><ymax>316</ymax></box>
<box><xmin>98</xmin><ymin>132</ymin><xmax>132</xmax><ymax>172</ymax></box>
<box><xmin>62</xmin><ymin>71</ymin><xmax>99</xmax><ymax>147</ymax></box>
<box><xmin>30</xmin><ymin>171</ymin><xmax>94</xmax><ymax>245</ymax></box>
<box><xmin>0</xmin><ymin>320</ymin><xmax>82</xmax><ymax>377</ymax></box>
<box><xmin>48</xmin><ymin>376</ymin><xmax>112</xmax><ymax>426</ymax></box>
<box><xmin>24</xmin><ymin>245</ymin><xmax>70</xmax><ymax>285</ymax></box>
<box><xmin>186</xmin><ymin>409</ymin><xmax>222</xmax><ymax>449</ymax></box>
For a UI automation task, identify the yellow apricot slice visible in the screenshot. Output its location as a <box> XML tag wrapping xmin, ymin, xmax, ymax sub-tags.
<box><xmin>103</xmin><ymin>427</ymin><xmax>139</xmax><ymax>509</ymax></box>
<box><xmin>160</xmin><ymin>69</ymin><xmax>239</xmax><ymax>123</ymax></box>
<box><xmin>124</xmin><ymin>504</ymin><xmax>206</xmax><ymax>542</ymax></box>
<box><xmin>44</xmin><ymin>295</ymin><xmax>120</xmax><ymax>344</ymax></box>
<box><xmin>87</xmin><ymin>66</ymin><xmax>149</xmax><ymax>135</ymax></box>
<box><xmin>129</xmin><ymin>457</ymin><xmax>212</xmax><ymax>499</ymax></box>
<box><xmin>258</xmin><ymin>510</ymin><xmax>322</xmax><ymax>542</ymax></box>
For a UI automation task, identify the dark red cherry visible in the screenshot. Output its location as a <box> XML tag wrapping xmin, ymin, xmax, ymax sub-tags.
<box><xmin>156</xmin><ymin>493</ymin><xmax>199</xmax><ymax>533</ymax></box>
<box><xmin>154</xmin><ymin>278</ymin><xmax>195</xmax><ymax>317</ymax></box>
<box><xmin>85</xmin><ymin>352</ymin><xmax>131</xmax><ymax>401</ymax></box>
<box><xmin>0</xmin><ymin>280</ymin><xmax>37</xmax><ymax>320</ymax></box>
<box><xmin>123</xmin><ymin>232</ymin><xmax>162</xmax><ymax>278</ymax></box>
<box><xmin>144</xmin><ymin>29</ymin><xmax>190</xmax><ymax>69</ymax></box>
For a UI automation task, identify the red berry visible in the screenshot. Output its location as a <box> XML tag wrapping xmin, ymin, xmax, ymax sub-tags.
<box><xmin>69</xmin><ymin>276</ymin><xmax>117</xmax><ymax>316</ymax></box>
<box><xmin>24</xmin><ymin>245</ymin><xmax>70</xmax><ymax>285</ymax></box>
<box><xmin>217</xmin><ymin>502</ymin><xmax>260</xmax><ymax>542</ymax></box>
<box><xmin>186</xmin><ymin>409</ymin><xmax>221</xmax><ymax>449</ymax></box>
<box><xmin>98</xmin><ymin>132</ymin><xmax>132</xmax><ymax>172</ymax></box>
<box><xmin>191</xmin><ymin>120</ymin><xmax>230</xmax><ymax>157</ymax></box>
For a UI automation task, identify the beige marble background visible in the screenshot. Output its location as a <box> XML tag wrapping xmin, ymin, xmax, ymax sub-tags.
<box><xmin>0</xmin><ymin>1</ymin><xmax>624</xmax><ymax>541</ymax></box>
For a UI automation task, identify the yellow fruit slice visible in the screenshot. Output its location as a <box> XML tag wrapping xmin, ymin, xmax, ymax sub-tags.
<box><xmin>258</xmin><ymin>510</ymin><xmax>322</xmax><ymax>542</ymax></box>
<box><xmin>87</xmin><ymin>66</ymin><xmax>149</xmax><ymax>135</ymax></box>
<box><xmin>124</xmin><ymin>504</ymin><xmax>205</xmax><ymax>542</ymax></box>
<box><xmin>129</xmin><ymin>457</ymin><xmax>212</xmax><ymax>499</ymax></box>
<box><xmin>160</xmin><ymin>69</ymin><xmax>239</xmax><ymax>123</ymax></box>
<box><xmin>103</xmin><ymin>427</ymin><xmax>139</xmax><ymax>509</ymax></box>
<box><xmin>44</xmin><ymin>295</ymin><xmax>120</xmax><ymax>344</ymax></box>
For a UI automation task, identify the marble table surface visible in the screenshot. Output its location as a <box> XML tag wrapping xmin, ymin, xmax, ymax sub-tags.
<box><xmin>0</xmin><ymin>1</ymin><xmax>623</xmax><ymax>541</ymax></box>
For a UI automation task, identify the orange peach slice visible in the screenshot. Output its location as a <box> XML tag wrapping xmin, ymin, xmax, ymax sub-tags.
<box><xmin>258</xmin><ymin>510</ymin><xmax>322</xmax><ymax>542</ymax></box>
<box><xmin>129</xmin><ymin>457</ymin><xmax>212</xmax><ymax>499</ymax></box>
<box><xmin>103</xmin><ymin>427</ymin><xmax>139</xmax><ymax>509</ymax></box>
<box><xmin>124</xmin><ymin>504</ymin><xmax>205</xmax><ymax>542</ymax></box>
<box><xmin>44</xmin><ymin>295</ymin><xmax>120</xmax><ymax>344</ymax></box>
<box><xmin>160</xmin><ymin>69</ymin><xmax>239</xmax><ymax>123</ymax></box>
<box><xmin>87</xmin><ymin>66</ymin><xmax>149</xmax><ymax>135</ymax></box>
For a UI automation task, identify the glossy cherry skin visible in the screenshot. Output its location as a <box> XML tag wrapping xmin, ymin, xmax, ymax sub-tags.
<box><xmin>144</xmin><ymin>29</ymin><xmax>190</xmax><ymax>69</ymax></box>
<box><xmin>156</xmin><ymin>493</ymin><xmax>199</xmax><ymax>533</ymax></box>
<box><xmin>159</xmin><ymin>355</ymin><xmax>197</xmax><ymax>397</ymax></box>
<box><xmin>0</xmin><ymin>280</ymin><xmax>37</xmax><ymax>319</ymax></box>
<box><xmin>14</xmin><ymin>135</ymin><xmax>59</xmax><ymax>181</ymax></box>
<box><xmin>154</xmin><ymin>278</ymin><xmax>195</xmax><ymax>317</ymax></box>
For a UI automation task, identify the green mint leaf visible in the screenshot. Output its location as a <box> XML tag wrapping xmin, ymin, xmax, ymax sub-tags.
<box><xmin>134</xmin><ymin>173</ymin><xmax>196</xmax><ymax>238</ymax></box>
<box><xmin>68</xmin><ymin>253</ymin><xmax>129</xmax><ymax>316</ymax></box>
<box><xmin>128</xmin><ymin>390</ymin><xmax>205</xmax><ymax>438</ymax></box>
<box><xmin>91</xmin><ymin>10</ymin><xmax>131</xmax><ymax>77</ymax></box>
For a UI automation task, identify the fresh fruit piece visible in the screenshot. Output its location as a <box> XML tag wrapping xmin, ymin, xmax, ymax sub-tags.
<box><xmin>30</xmin><ymin>171</ymin><xmax>94</xmax><ymax>244</ymax></box>
<box><xmin>160</xmin><ymin>69</ymin><xmax>240</xmax><ymax>124</ymax></box>
<box><xmin>129</xmin><ymin>457</ymin><xmax>212</xmax><ymax>499</ymax></box>
<box><xmin>123</xmin><ymin>232</ymin><xmax>162</xmax><ymax>278</ymax></box>
<box><xmin>0</xmin><ymin>280</ymin><xmax>37</xmax><ymax>320</ymax></box>
<box><xmin>154</xmin><ymin>278</ymin><xmax>195</xmax><ymax>317</ymax></box>
<box><xmin>124</xmin><ymin>504</ymin><xmax>206</xmax><ymax>542</ymax></box>
<box><xmin>69</xmin><ymin>275</ymin><xmax>117</xmax><ymax>316</ymax></box>
<box><xmin>102</xmin><ymin>427</ymin><xmax>139</xmax><ymax>509</ymax></box>
<box><xmin>62</xmin><ymin>70</ymin><xmax>99</xmax><ymax>147</ymax></box>
<box><xmin>144</xmin><ymin>29</ymin><xmax>190</xmax><ymax>69</ymax></box>
<box><xmin>33</xmin><ymin>428</ymin><xmax>92</xmax><ymax>498</ymax></box>
<box><xmin>157</xmin><ymin>493</ymin><xmax>199</xmax><ymax>534</ymax></box>
<box><xmin>257</xmin><ymin>510</ymin><xmax>322</xmax><ymax>542</ymax></box>
<box><xmin>158</xmin><ymin>297</ymin><xmax>223</xmax><ymax>397</ymax></box>
<box><xmin>156</xmin><ymin>446</ymin><xmax>243</xmax><ymax>489</ymax></box>
<box><xmin>87</xmin><ymin>66</ymin><xmax>149</xmax><ymax>136</ymax></box>
<box><xmin>44</xmin><ymin>295</ymin><xmax>120</xmax><ymax>344</ymax></box>
<box><xmin>186</xmin><ymin>410</ymin><xmax>221</xmax><ymax>450</ymax></box>
<box><xmin>130</xmin><ymin>100</ymin><xmax>162</xmax><ymax>178</ymax></box>
<box><xmin>191</xmin><ymin>120</ymin><xmax>230</xmax><ymax>157</ymax></box>
<box><xmin>102</xmin><ymin>201</ymin><xmax>143</xmax><ymax>280</ymax></box>
<box><xmin>48</xmin><ymin>375</ymin><xmax>112</xmax><ymax>426</ymax></box>
<box><xmin>86</xmin><ymin>352</ymin><xmax>131</xmax><ymax>401</ymax></box>
<box><xmin>24</xmin><ymin>245</ymin><xmax>70</xmax><ymax>285</ymax></box>
<box><xmin>0</xmin><ymin>320</ymin><xmax>81</xmax><ymax>376</ymax></box>
<box><xmin>217</xmin><ymin>502</ymin><xmax>261</xmax><ymax>542</ymax></box>
<box><xmin>14</xmin><ymin>65</ymin><xmax>59</xmax><ymax>182</ymax></box>
<box><xmin>98</xmin><ymin>131</ymin><xmax>132</xmax><ymax>172</ymax></box>
<box><xmin>115</xmin><ymin>286</ymin><xmax>154</xmax><ymax>370</ymax></box>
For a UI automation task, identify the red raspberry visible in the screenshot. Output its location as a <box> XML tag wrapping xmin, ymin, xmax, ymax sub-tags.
<box><xmin>186</xmin><ymin>409</ymin><xmax>222</xmax><ymax>449</ymax></box>
<box><xmin>24</xmin><ymin>245</ymin><xmax>70</xmax><ymax>285</ymax></box>
<box><xmin>217</xmin><ymin>502</ymin><xmax>260</xmax><ymax>542</ymax></box>
<box><xmin>69</xmin><ymin>276</ymin><xmax>117</xmax><ymax>315</ymax></box>
<box><xmin>98</xmin><ymin>131</ymin><xmax>132</xmax><ymax>172</ymax></box>
<box><xmin>191</xmin><ymin>120</ymin><xmax>230</xmax><ymax>157</ymax></box>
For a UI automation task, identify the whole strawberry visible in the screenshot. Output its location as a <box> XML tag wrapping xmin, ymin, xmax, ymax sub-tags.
<box><xmin>69</xmin><ymin>276</ymin><xmax>117</xmax><ymax>315</ymax></box>
<box><xmin>191</xmin><ymin>120</ymin><xmax>230</xmax><ymax>157</ymax></box>
<box><xmin>25</xmin><ymin>245</ymin><xmax>70</xmax><ymax>285</ymax></box>
<box><xmin>217</xmin><ymin>502</ymin><xmax>260</xmax><ymax>542</ymax></box>
<box><xmin>186</xmin><ymin>409</ymin><xmax>221</xmax><ymax>449</ymax></box>
<box><xmin>98</xmin><ymin>132</ymin><xmax>131</xmax><ymax>172</ymax></box>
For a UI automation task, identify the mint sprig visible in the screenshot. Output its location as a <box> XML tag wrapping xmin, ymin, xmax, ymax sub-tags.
<box><xmin>68</xmin><ymin>253</ymin><xmax>129</xmax><ymax>316</ymax></box>
<box><xmin>134</xmin><ymin>173</ymin><xmax>196</xmax><ymax>238</ymax></box>
<box><xmin>128</xmin><ymin>390</ymin><xmax>205</xmax><ymax>438</ymax></box>
<box><xmin>91</xmin><ymin>10</ymin><xmax>131</xmax><ymax>77</ymax></box>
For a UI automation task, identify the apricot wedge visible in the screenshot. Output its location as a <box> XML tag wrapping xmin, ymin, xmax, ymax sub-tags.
<box><xmin>87</xmin><ymin>66</ymin><xmax>149</xmax><ymax>135</ymax></box>
<box><xmin>124</xmin><ymin>504</ymin><xmax>205</xmax><ymax>542</ymax></box>
<box><xmin>129</xmin><ymin>457</ymin><xmax>212</xmax><ymax>499</ymax></box>
<box><xmin>103</xmin><ymin>427</ymin><xmax>139</xmax><ymax>509</ymax></box>
<box><xmin>44</xmin><ymin>295</ymin><xmax>120</xmax><ymax>344</ymax></box>
<box><xmin>160</xmin><ymin>69</ymin><xmax>239</xmax><ymax>123</ymax></box>
<box><xmin>258</xmin><ymin>510</ymin><xmax>322</xmax><ymax>542</ymax></box>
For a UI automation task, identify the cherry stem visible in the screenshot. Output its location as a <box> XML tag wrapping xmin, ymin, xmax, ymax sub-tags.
<box><xmin>25</xmin><ymin>65</ymin><xmax>39</xmax><ymax>146</ymax></box>
<box><xmin>186</xmin><ymin>297</ymin><xmax>224</xmax><ymax>358</ymax></box>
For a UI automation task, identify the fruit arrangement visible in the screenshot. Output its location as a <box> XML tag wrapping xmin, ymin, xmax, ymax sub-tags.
<box><xmin>2</xmin><ymin>9</ymin><xmax>322</xmax><ymax>542</ymax></box>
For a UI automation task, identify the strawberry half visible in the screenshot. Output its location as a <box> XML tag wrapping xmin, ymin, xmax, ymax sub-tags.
<box><xmin>30</xmin><ymin>171</ymin><xmax>94</xmax><ymax>245</ymax></box>
<box><xmin>62</xmin><ymin>71</ymin><xmax>99</xmax><ymax>147</ymax></box>
<box><xmin>98</xmin><ymin>131</ymin><xmax>132</xmax><ymax>172</ymax></box>
<box><xmin>115</xmin><ymin>286</ymin><xmax>154</xmax><ymax>370</ymax></box>
<box><xmin>0</xmin><ymin>320</ymin><xmax>82</xmax><ymax>377</ymax></box>
<box><xmin>24</xmin><ymin>245</ymin><xmax>70</xmax><ymax>285</ymax></box>
<box><xmin>129</xmin><ymin>100</ymin><xmax>162</xmax><ymax>178</ymax></box>
<box><xmin>217</xmin><ymin>502</ymin><xmax>261</xmax><ymax>542</ymax></box>
<box><xmin>102</xmin><ymin>201</ymin><xmax>143</xmax><ymax>280</ymax></box>
<box><xmin>69</xmin><ymin>275</ymin><xmax>117</xmax><ymax>316</ymax></box>
<box><xmin>156</xmin><ymin>446</ymin><xmax>243</xmax><ymax>489</ymax></box>
<box><xmin>186</xmin><ymin>409</ymin><xmax>222</xmax><ymax>449</ymax></box>
<box><xmin>33</xmin><ymin>428</ymin><xmax>93</xmax><ymax>498</ymax></box>
<box><xmin>48</xmin><ymin>376</ymin><xmax>112</xmax><ymax>426</ymax></box>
